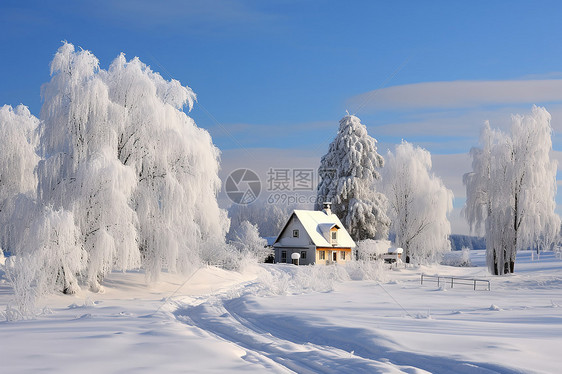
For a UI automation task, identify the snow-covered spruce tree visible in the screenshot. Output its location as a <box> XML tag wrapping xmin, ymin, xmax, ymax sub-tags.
<box><xmin>103</xmin><ymin>54</ymin><xmax>229</xmax><ymax>281</ymax></box>
<box><xmin>316</xmin><ymin>114</ymin><xmax>390</xmax><ymax>241</ymax></box>
<box><xmin>464</xmin><ymin>106</ymin><xmax>560</xmax><ymax>275</ymax></box>
<box><xmin>382</xmin><ymin>141</ymin><xmax>453</xmax><ymax>264</ymax></box>
<box><xmin>0</xmin><ymin>105</ymin><xmax>39</xmax><ymax>252</ymax></box>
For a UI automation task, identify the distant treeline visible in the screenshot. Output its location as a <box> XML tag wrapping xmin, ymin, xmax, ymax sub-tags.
<box><xmin>449</xmin><ymin>235</ymin><xmax>486</xmax><ymax>251</ymax></box>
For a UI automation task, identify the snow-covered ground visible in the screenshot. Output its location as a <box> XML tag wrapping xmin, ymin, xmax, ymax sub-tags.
<box><xmin>1</xmin><ymin>250</ymin><xmax>561</xmax><ymax>373</ymax></box>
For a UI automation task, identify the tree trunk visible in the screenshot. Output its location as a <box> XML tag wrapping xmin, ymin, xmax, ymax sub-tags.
<box><xmin>492</xmin><ymin>249</ymin><xmax>515</xmax><ymax>275</ymax></box>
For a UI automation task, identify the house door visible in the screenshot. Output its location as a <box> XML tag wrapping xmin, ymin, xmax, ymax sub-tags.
<box><xmin>332</xmin><ymin>251</ymin><xmax>337</xmax><ymax>262</ymax></box>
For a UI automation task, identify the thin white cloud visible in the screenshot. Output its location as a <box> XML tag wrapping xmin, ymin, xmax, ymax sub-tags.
<box><xmin>349</xmin><ymin>79</ymin><xmax>562</xmax><ymax>111</ymax></box>
<box><xmin>368</xmin><ymin>108</ymin><xmax>515</xmax><ymax>138</ymax></box>
<box><xmin>361</xmin><ymin>103</ymin><xmax>562</xmax><ymax>156</ymax></box>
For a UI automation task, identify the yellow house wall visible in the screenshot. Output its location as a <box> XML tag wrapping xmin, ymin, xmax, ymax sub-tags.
<box><xmin>316</xmin><ymin>247</ymin><xmax>352</xmax><ymax>264</ymax></box>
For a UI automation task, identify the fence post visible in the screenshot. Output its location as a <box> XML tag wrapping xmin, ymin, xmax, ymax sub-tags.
<box><xmin>421</xmin><ymin>274</ymin><xmax>424</xmax><ymax>285</ymax></box>
<box><xmin>451</xmin><ymin>277</ymin><xmax>454</xmax><ymax>288</ymax></box>
<box><xmin>474</xmin><ymin>280</ymin><xmax>476</xmax><ymax>290</ymax></box>
<box><xmin>437</xmin><ymin>276</ymin><xmax>440</xmax><ymax>288</ymax></box>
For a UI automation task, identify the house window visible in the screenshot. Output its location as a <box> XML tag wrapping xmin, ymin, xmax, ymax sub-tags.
<box><xmin>281</xmin><ymin>251</ymin><xmax>287</xmax><ymax>263</ymax></box>
<box><xmin>341</xmin><ymin>251</ymin><xmax>346</xmax><ymax>260</ymax></box>
<box><xmin>331</xmin><ymin>231</ymin><xmax>337</xmax><ymax>243</ymax></box>
<box><xmin>318</xmin><ymin>250</ymin><xmax>325</xmax><ymax>260</ymax></box>
<box><xmin>301</xmin><ymin>251</ymin><xmax>307</xmax><ymax>260</ymax></box>
<box><xmin>293</xmin><ymin>229</ymin><xmax>299</xmax><ymax>238</ymax></box>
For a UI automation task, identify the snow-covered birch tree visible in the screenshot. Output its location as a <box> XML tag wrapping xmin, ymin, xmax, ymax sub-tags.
<box><xmin>383</xmin><ymin>141</ymin><xmax>453</xmax><ymax>263</ymax></box>
<box><xmin>2</xmin><ymin>41</ymin><xmax>230</xmax><ymax>300</ymax></box>
<box><xmin>464</xmin><ymin>106</ymin><xmax>560</xmax><ymax>275</ymax></box>
<box><xmin>316</xmin><ymin>114</ymin><xmax>390</xmax><ymax>241</ymax></box>
<box><xmin>37</xmin><ymin>43</ymin><xmax>139</xmax><ymax>291</ymax></box>
<box><xmin>0</xmin><ymin>105</ymin><xmax>39</xmax><ymax>252</ymax></box>
<box><xmin>463</xmin><ymin>121</ymin><xmax>497</xmax><ymax>235</ymax></box>
<box><xmin>10</xmin><ymin>208</ymin><xmax>85</xmax><ymax>297</ymax></box>
<box><xmin>104</xmin><ymin>54</ymin><xmax>229</xmax><ymax>281</ymax></box>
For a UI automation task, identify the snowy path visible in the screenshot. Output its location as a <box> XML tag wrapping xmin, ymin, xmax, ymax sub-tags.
<box><xmin>173</xmin><ymin>264</ymin><xmax>530</xmax><ymax>374</ymax></box>
<box><xmin>177</xmin><ymin>296</ymin><xmax>403</xmax><ymax>373</ymax></box>
<box><xmin>176</xmin><ymin>295</ymin><xmax>523</xmax><ymax>373</ymax></box>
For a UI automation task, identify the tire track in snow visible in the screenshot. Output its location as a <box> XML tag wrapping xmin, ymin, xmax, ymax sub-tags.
<box><xmin>175</xmin><ymin>294</ymin><xmax>407</xmax><ymax>373</ymax></box>
<box><xmin>222</xmin><ymin>297</ymin><xmax>524</xmax><ymax>374</ymax></box>
<box><xmin>173</xmin><ymin>270</ymin><xmax>522</xmax><ymax>374</ymax></box>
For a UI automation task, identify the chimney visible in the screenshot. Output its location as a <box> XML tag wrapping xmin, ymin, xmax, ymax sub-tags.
<box><xmin>322</xmin><ymin>202</ymin><xmax>332</xmax><ymax>215</ymax></box>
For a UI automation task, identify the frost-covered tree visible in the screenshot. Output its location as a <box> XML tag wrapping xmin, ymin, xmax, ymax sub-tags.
<box><xmin>383</xmin><ymin>141</ymin><xmax>453</xmax><ymax>263</ymax></box>
<box><xmin>463</xmin><ymin>121</ymin><xmax>497</xmax><ymax>236</ymax></box>
<box><xmin>3</xmin><ymin>42</ymin><xmax>229</xmax><ymax>301</ymax></box>
<box><xmin>0</xmin><ymin>104</ymin><xmax>40</xmax><ymax>252</ymax></box>
<box><xmin>103</xmin><ymin>54</ymin><xmax>229</xmax><ymax>280</ymax></box>
<box><xmin>37</xmin><ymin>43</ymin><xmax>139</xmax><ymax>291</ymax></box>
<box><xmin>227</xmin><ymin>200</ymin><xmax>290</xmax><ymax>239</ymax></box>
<box><xmin>230</xmin><ymin>220</ymin><xmax>270</xmax><ymax>262</ymax></box>
<box><xmin>464</xmin><ymin>106</ymin><xmax>560</xmax><ymax>275</ymax></box>
<box><xmin>4</xmin><ymin>208</ymin><xmax>85</xmax><ymax>317</ymax></box>
<box><xmin>316</xmin><ymin>114</ymin><xmax>390</xmax><ymax>241</ymax></box>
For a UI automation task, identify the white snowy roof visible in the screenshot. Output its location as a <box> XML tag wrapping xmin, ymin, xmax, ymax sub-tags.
<box><xmin>274</xmin><ymin>210</ymin><xmax>356</xmax><ymax>248</ymax></box>
<box><xmin>356</xmin><ymin>240</ymin><xmax>403</xmax><ymax>255</ymax></box>
<box><xmin>358</xmin><ymin>239</ymin><xmax>392</xmax><ymax>255</ymax></box>
<box><xmin>387</xmin><ymin>247</ymin><xmax>403</xmax><ymax>254</ymax></box>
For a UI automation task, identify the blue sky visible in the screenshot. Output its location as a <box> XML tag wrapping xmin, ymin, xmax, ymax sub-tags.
<box><xmin>3</xmin><ymin>0</ymin><xmax>562</xmax><ymax>233</ymax></box>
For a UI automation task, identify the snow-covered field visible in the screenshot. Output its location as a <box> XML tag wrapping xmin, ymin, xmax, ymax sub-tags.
<box><xmin>1</xmin><ymin>250</ymin><xmax>561</xmax><ymax>373</ymax></box>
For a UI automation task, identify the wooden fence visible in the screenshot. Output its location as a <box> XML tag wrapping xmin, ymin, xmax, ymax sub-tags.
<box><xmin>420</xmin><ymin>274</ymin><xmax>490</xmax><ymax>291</ymax></box>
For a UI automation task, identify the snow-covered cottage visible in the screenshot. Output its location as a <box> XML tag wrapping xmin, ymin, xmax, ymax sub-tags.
<box><xmin>273</xmin><ymin>203</ymin><xmax>356</xmax><ymax>265</ymax></box>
